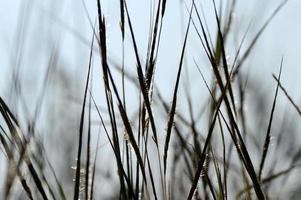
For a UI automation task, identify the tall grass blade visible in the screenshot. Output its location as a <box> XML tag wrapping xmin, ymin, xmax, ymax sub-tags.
<box><xmin>258</xmin><ymin>59</ymin><xmax>283</xmax><ymax>181</ymax></box>
<box><xmin>163</xmin><ymin>0</ymin><xmax>194</xmax><ymax>175</ymax></box>
<box><xmin>212</xmin><ymin>0</ymin><xmax>237</xmax><ymax>116</ymax></box>
<box><xmin>96</xmin><ymin>1</ymin><xmax>127</xmax><ymax>196</ymax></box>
<box><xmin>119</xmin><ymin>0</ymin><xmax>125</xmax><ymax>40</ymax></box>
<box><xmin>85</xmin><ymin>86</ymin><xmax>92</xmax><ymax>199</ymax></box>
<box><xmin>91</xmin><ymin>93</ymin><xmax>136</xmax><ymax>198</ymax></box>
<box><xmin>73</xmin><ymin>30</ymin><xmax>93</xmax><ymax>200</ymax></box>
<box><xmin>90</xmin><ymin>129</ymin><xmax>100</xmax><ymax>200</ymax></box>
<box><xmin>124</xmin><ymin>1</ymin><xmax>158</xmax><ymax>145</ymax></box>
<box><xmin>187</xmin><ymin>101</ymin><xmax>221</xmax><ymax>200</ymax></box>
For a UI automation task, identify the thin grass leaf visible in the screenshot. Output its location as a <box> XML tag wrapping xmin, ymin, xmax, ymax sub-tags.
<box><xmin>223</xmin><ymin>0</ymin><xmax>236</xmax><ymax>39</ymax></box>
<box><xmin>0</xmin><ymin>97</ymin><xmax>24</xmax><ymax>149</ymax></box>
<box><xmin>205</xmin><ymin>173</ymin><xmax>217</xmax><ymax>200</ymax></box>
<box><xmin>3</xmin><ymin>158</ymin><xmax>34</xmax><ymax>200</ymax></box>
<box><xmin>91</xmin><ymin>93</ymin><xmax>136</xmax><ymax>199</ymax></box>
<box><xmin>163</xmin><ymin>0</ymin><xmax>194</xmax><ymax>175</ymax></box>
<box><xmin>194</xmin><ymin>57</ymin><xmax>265</xmax><ymax>199</ymax></box>
<box><xmin>258</xmin><ymin>59</ymin><xmax>283</xmax><ymax>181</ymax></box>
<box><xmin>216</xmin><ymin>116</ymin><xmax>228</xmax><ymax>199</ymax></box>
<box><xmin>145</xmin><ymin>0</ymin><xmax>162</xmax><ymax>88</ymax></box>
<box><xmin>187</xmin><ymin>59</ymin><xmax>232</xmax><ymax>200</ymax></box>
<box><xmin>124</xmin><ymin>2</ymin><xmax>165</xmax><ymax>197</ymax></box>
<box><xmin>234</xmin><ymin>0</ymin><xmax>289</xmax><ymax>75</ymax></box>
<box><xmin>194</xmin><ymin>59</ymin><xmax>228</xmax><ymax>199</ymax></box>
<box><xmin>272</xmin><ymin>74</ymin><xmax>301</xmax><ymax>117</ymax></box>
<box><xmin>17</xmin><ymin>143</ymin><xmax>49</xmax><ymax>200</ymax></box>
<box><xmin>97</xmin><ymin>6</ymin><xmax>129</xmax><ymax>197</ymax></box>
<box><xmin>107</xmin><ymin>65</ymin><xmax>149</xmax><ymax>187</ymax></box>
<box><xmin>237</xmin><ymin>162</ymin><xmax>301</xmax><ymax>199</ymax></box>
<box><xmin>73</xmin><ymin>29</ymin><xmax>93</xmax><ymax>200</ymax></box>
<box><xmin>39</xmin><ymin>173</ymin><xmax>57</xmax><ymax>200</ymax></box>
<box><xmin>156</xmin><ymin>88</ymin><xmax>194</xmax><ymax>157</ymax></box>
<box><xmin>187</xmin><ymin>100</ymin><xmax>221</xmax><ymax>200</ymax></box>
<box><xmin>220</xmin><ymin>109</ymin><xmax>265</xmax><ymax>199</ymax></box>
<box><xmin>25</xmin><ymin>162</ymin><xmax>49</xmax><ymax>200</ymax></box>
<box><xmin>119</xmin><ymin>0</ymin><xmax>125</xmax><ymax>40</ymax></box>
<box><xmin>90</xmin><ymin>128</ymin><xmax>100</xmax><ymax>200</ymax></box>
<box><xmin>212</xmin><ymin>0</ymin><xmax>237</xmax><ymax>116</ymax></box>
<box><xmin>0</xmin><ymin>126</ymin><xmax>14</xmax><ymax>159</ymax></box>
<box><xmin>0</xmin><ymin>98</ymin><xmax>49</xmax><ymax>200</ymax></box>
<box><xmin>19</xmin><ymin>176</ymin><xmax>34</xmax><ymax>200</ymax></box>
<box><xmin>214</xmin><ymin>87</ymin><xmax>265</xmax><ymax>200</ymax></box>
<box><xmin>192</xmin><ymin>2</ymin><xmax>215</xmax><ymax>62</ymax></box>
<box><xmin>96</xmin><ymin>2</ymin><xmax>141</xmax><ymax>197</ymax></box>
<box><xmin>145</xmin><ymin>149</ymin><xmax>158</xmax><ymax>200</ymax></box>
<box><xmin>124</xmin><ymin>1</ymin><xmax>159</xmax><ymax>145</ymax></box>
<box><xmin>184</xmin><ymin>88</ymin><xmax>201</xmax><ymax>158</ymax></box>
<box><xmin>162</xmin><ymin>0</ymin><xmax>167</xmax><ymax>17</ymax></box>
<box><xmin>86</xmin><ymin>42</ymin><xmax>95</xmax><ymax>200</ymax></box>
<box><xmin>195</xmin><ymin>3</ymin><xmax>266</xmax><ymax>193</ymax></box>
<box><xmin>43</xmin><ymin>149</ymin><xmax>67</xmax><ymax>200</ymax></box>
<box><xmin>85</xmin><ymin>85</ymin><xmax>92</xmax><ymax>200</ymax></box>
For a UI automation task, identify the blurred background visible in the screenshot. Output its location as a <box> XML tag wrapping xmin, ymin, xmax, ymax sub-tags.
<box><xmin>1</xmin><ymin>0</ymin><xmax>301</xmax><ymax>199</ymax></box>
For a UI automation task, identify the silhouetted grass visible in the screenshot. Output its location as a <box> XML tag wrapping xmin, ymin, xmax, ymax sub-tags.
<box><xmin>1</xmin><ymin>0</ymin><xmax>301</xmax><ymax>199</ymax></box>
